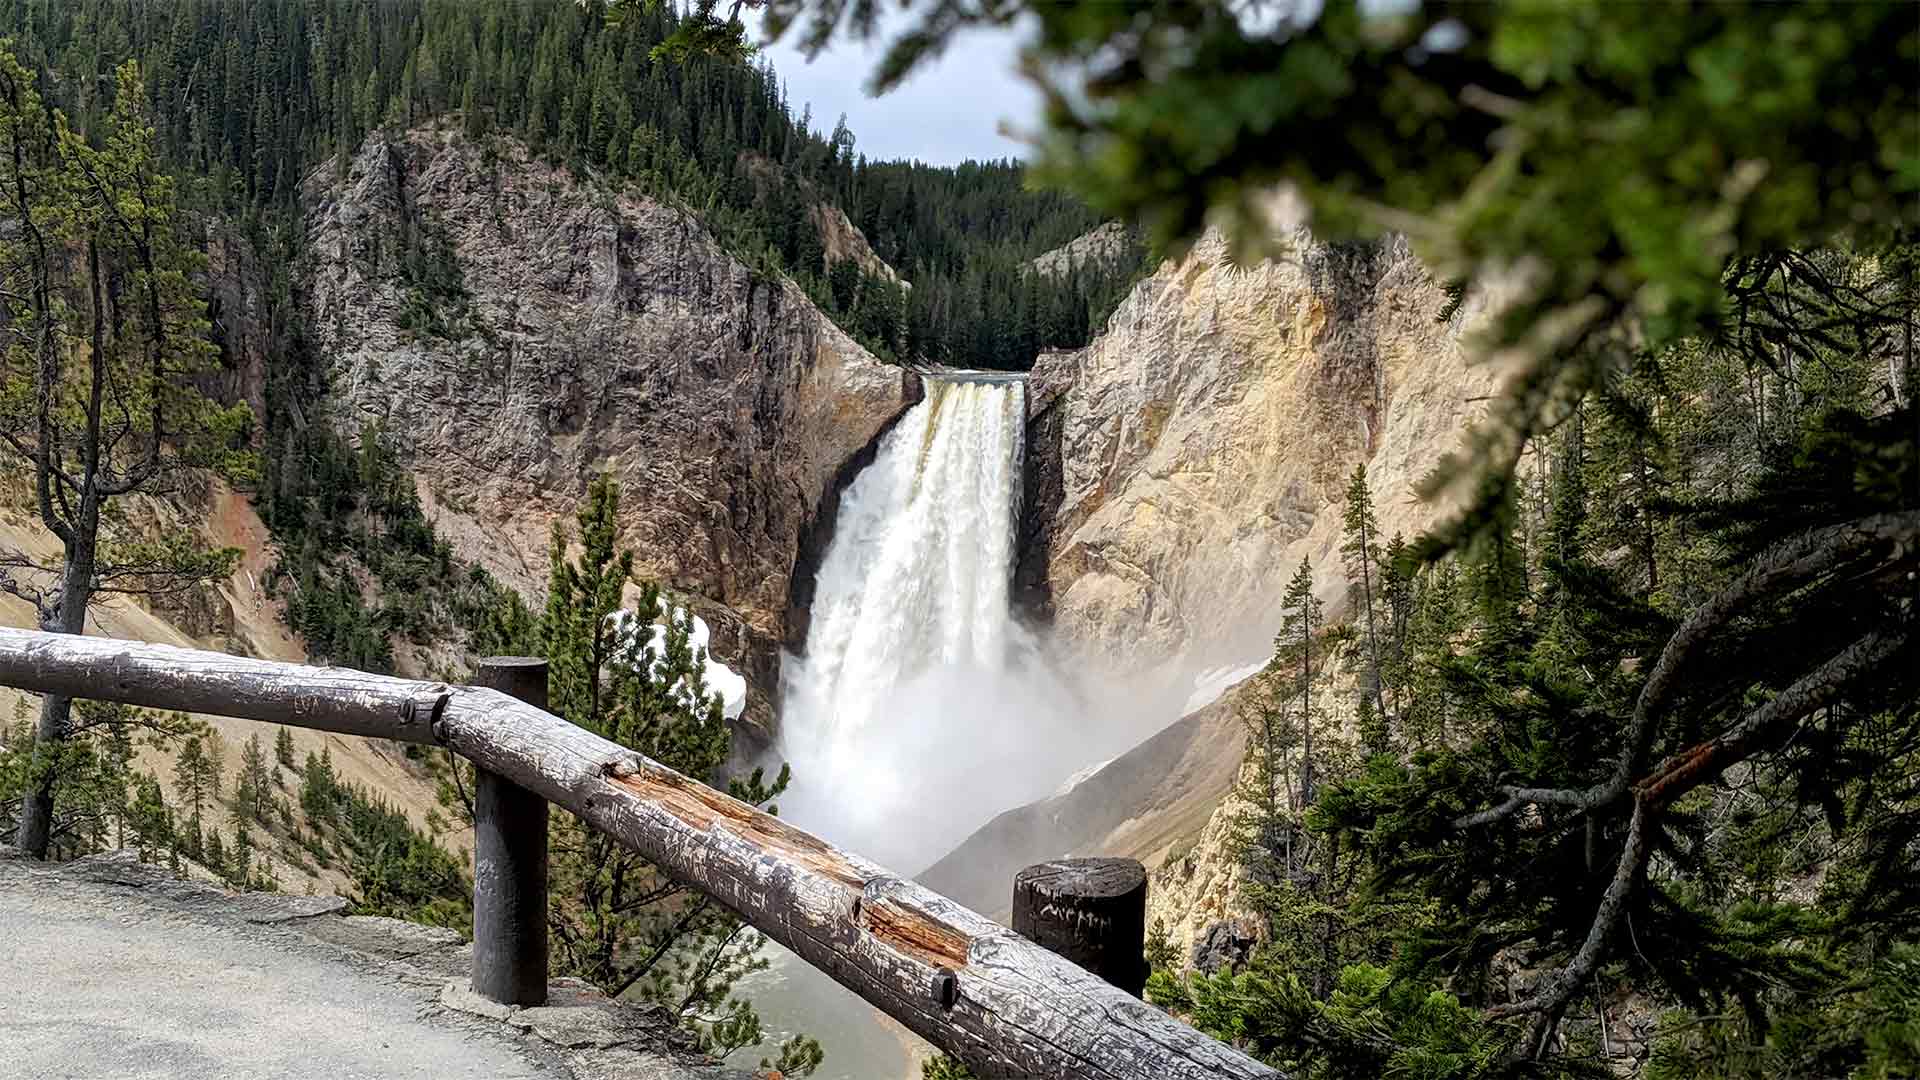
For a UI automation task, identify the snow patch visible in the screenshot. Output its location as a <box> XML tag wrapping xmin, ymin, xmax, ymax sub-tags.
<box><xmin>1181</xmin><ymin>658</ymin><xmax>1270</xmax><ymax>716</ymax></box>
<box><xmin>606</xmin><ymin>607</ymin><xmax>749</xmax><ymax>721</ymax></box>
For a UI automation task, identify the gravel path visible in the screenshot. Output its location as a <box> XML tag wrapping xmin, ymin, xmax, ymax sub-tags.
<box><xmin>0</xmin><ymin>849</ymin><xmax>741</xmax><ymax>1080</ymax></box>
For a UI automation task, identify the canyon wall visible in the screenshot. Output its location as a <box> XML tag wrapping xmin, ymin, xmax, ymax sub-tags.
<box><xmin>301</xmin><ymin>126</ymin><xmax>916</xmax><ymax>735</ymax></box>
<box><xmin>944</xmin><ymin>225</ymin><xmax>1499</xmax><ymax>941</ymax></box>
<box><xmin>1024</xmin><ymin>225</ymin><xmax>1495</xmax><ymax>693</ymax></box>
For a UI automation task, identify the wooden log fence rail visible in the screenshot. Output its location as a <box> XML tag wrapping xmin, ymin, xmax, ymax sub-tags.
<box><xmin>0</xmin><ymin>627</ymin><xmax>1278</xmax><ymax>1080</ymax></box>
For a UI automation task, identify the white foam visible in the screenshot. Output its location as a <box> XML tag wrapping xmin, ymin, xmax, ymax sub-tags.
<box><xmin>777</xmin><ymin>378</ymin><xmax>1088</xmax><ymax>870</ymax></box>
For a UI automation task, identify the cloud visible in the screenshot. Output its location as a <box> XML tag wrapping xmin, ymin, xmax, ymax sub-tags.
<box><xmin>749</xmin><ymin>11</ymin><xmax>1039</xmax><ymax>165</ymax></box>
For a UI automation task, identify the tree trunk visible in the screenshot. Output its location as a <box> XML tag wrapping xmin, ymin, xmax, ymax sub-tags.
<box><xmin>15</xmin><ymin>535</ymin><xmax>96</xmax><ymax>858</ymax></box>
<box><xmin>1358</xmin><ymin>523</ymin><xmax>1388</xmax><ymax>726</ymax></box>
<box><xmin>1299</xmin><ymin>628</ymin><xmax>1314</xmax><ymax>808</ymax></box>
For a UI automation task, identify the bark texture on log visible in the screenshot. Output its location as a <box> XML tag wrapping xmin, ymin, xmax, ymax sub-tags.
<box><xmin>1013</xmin><ymin>859</ymin><xmax>1149</xmax><ymax>998</ymax></box>
<box><xmin>0</xmin><ymin>628</ymin><xmax>447</xmax><ymax>743</ymax></box>
<box><xmin>0</xmin><ymin>629</ymin><xmax>1280</xmax><ymax>1080</ymax></box>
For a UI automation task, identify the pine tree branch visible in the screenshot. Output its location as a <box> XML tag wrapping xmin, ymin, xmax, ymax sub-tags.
<box><xmin>609</xmin><ymin>897</ymin><xmax>710</xmax><ymax>1000</ymax></box>
<box><xmin>1612</xmin><ymin>511</ymin><xmax>1920</xmax><ymax>794</ymax></box>
<box><xmin>1487</xmin><ymin>625</ymin><xmax>1906</xmax><ymax>1025</ymax></box>
<box><xmin>1453</xmin><ymin>510</ymin><xmax>1920</xmax><ymax>830</ymax></box>
<box><xmin>609</xmin><ymin>878</ymin><xmax>686</xmax><ymax>914</ymax></box>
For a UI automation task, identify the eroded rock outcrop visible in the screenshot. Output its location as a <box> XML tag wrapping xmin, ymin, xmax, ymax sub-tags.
<box><xmin>1027</xmin><ymin>221</ymin><xmax>1136</xmax><ymax>278</ymax></box>
<box><xmin>1024</xmin><ymin>225</ymin><xmax>1496</xmax><ymax>704</ymax></box>
<box><xmin>301</xmin><ymin>126</ymin><xmax>916</xmax><ymax>736</ymax></box>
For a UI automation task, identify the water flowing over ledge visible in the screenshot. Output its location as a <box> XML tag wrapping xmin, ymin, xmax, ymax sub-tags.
<box><xmin>779</xmin><ymin>375</ymin><xmax>1081</xmax><ymax>871</ymax></box>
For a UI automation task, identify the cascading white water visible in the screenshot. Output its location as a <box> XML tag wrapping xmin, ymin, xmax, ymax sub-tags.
<box><xmin>778</xmin><ymin>375</ymin><xmax>1082</xmax><ymax>871</ymax></box>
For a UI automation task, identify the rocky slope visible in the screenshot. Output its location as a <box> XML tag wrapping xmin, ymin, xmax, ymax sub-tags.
<box><xmin>943</xmin><ymin>222</ymin><xmax>1499</xmax><ymax>948</ymax></box>
<box><xmin>1022</xmin><ymin>222</ymin><xmax>1496</xmax><ymax>707</ymax></box>
<box><xmin>810</xmin><ymin>201</ymin><xmax>908</xmax><ymax>288</ymax></box>
<box><xmin>1027</xmin><ymin>221</ymin><xmax>1136</xmax><ymax>278</ymax></box>
<box><xmin>301</xmin><ymin>125</ymin><xmax>917</xmax><ymax>738</ymax></box>
<box><xmin>0</xmin><ymin>478</ymin><xmax>460</xmax><ymax>894</ymax></box>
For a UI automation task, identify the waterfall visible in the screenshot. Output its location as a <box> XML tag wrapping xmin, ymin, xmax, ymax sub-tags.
<box><xmin>779</xmin><ymin>374</ymin><xmax>1080</xmax><ymax>871</ymax></box>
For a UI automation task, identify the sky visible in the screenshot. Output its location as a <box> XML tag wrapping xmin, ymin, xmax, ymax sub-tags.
<box><xmin>746</xmin><ymin>11</ymin><xmax>1039</xmax><ymax>165</ymax></box>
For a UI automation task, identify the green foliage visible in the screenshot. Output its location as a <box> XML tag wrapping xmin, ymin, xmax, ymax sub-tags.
<box><xmin>0</xmin><ymin>700</ymin><xmax>273</xmax><ymax>891</ymax></box>
<box><xmin>233</xmin><ymin>734</ymin><xmax>273</xmax><ymax>825</ymax></box>
<box><xmin>920</xmin><ymin>1054</ymin><xmax>975</xmax><ymax>1080</ymax></box>
<box><xmin>1152</xmin><ymin>961</ymin><xmax>1538</xmax><ymax>1080</ymax></box>
<box><xmin>1145</xmin><ymin>917</ymin><xmax>1181</xmax><ymax>974</ymax></box>
<box><xmin>9</xmin><ymin>0</ymin><xmax>1142</xmax><ymax>371</ymax></box>
<box><xmin>393</xmin><ymin>211</ymin><xmax>475</xmax><ymax>342</ymax></box>
<box><xmin>607</xmin><ymin>0</ymin><xmax>758</xmax><ymax>65</ymax></box>
<box><xmin>537</xmin><ymin>474</ymin><xmax>813</xmax><ymax>1072</ymax></box>
<box><xmin>263</xmin><ymin>420</ymin><xmax>532</xmax><ymax>675</ymax></box>
<box><xmin>281</xmin><ymin>740</ymin><xmax>471</xmax><ymax>929</ymax></box>
<box><xmin>0</xmin><ymin>46</ymin><xmax>259</xmax><ymax>599</ymax></box>
<box><xmin>1646</xmin><ymin>943</ymin><xmax>1920</xmax><ymax>1080</ymax></box>
<box><xmin>171</xmin><ymin>734</ymin><xmax>222</xmax><ymax>819</ymax></box>
<box><xmin>299</xmin><ymin>748</ymin><xmax>338</xmax><ymax>825</ymax></box>
<box><xmin>0</xmin><ymin>699</ymin><xmax>203</xmax><ymax>859</ymax></box>
<box><xmin>0</xmin><ymin>42</ymin><xmax>257</xmax><ymax>855</ymax></box>
<box><xmin>337</xmin><ymin>788</ymin><xmax>473</xmax><ymax>932</ymax></box>
<box><xmin>1157</xmin><ymin>233</ymin><xmax>1918</xmax><ymax>1074</ymax></box>
<box><xmin>1341</xmin><ymin>464</ymin><xmax>1390</xmax><ymax>753</ymax></box>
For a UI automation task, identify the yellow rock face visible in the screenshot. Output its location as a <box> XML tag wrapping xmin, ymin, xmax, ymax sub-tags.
<box><xmin>1013</xmin><ymin>226</ymin><xmax>1510</xmax><ymax>961</ymax></box>
<box><xmin>1029</xmin><ymin>226</ymin><xmax>1499</xmax><ymax>703</ymax></box>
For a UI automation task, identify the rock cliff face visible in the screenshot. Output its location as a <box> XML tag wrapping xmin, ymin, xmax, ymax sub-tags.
<box><xmin>1023</xmin><ymin>225</ymin><xmax>1495</xmax><ymax>703</ymax></box>
<box><xmin>301</xmin><ymin>126</ymin><xmax>916</xmax><ymax>736</ymax></box>
<box><xmin>1027</xmin><ymin>221</ymin><xmax>1136</xmax><ymax>278</ymax></box>
<box><xmin>941</xmin><ymin>224</ymin><xmax>1498</xmax><ymax>945</ymax></box>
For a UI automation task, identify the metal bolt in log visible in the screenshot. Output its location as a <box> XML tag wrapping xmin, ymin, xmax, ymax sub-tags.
<box><xmin>471</xmin><ymin>657</ymin><xmax>551</xmax><ymax>1007</ymax></box>
<box><xmin>1012</xmin><ymin>858</ymin><xmax>1149</xmax><ymax>998</ymax></box>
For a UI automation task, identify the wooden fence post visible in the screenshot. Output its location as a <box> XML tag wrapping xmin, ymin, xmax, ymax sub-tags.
<box><xmin>1012</xmin><ymin>858</ymin><xmax>1149</xmax><ymax>997</ymax></box>
<box><xmin>471</xmin><ymin>657</ymin><xmax>550</xmax><ymax>1007</ymax></box>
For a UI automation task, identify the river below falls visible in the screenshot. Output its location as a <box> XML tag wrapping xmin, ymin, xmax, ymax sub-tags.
<box><xmin>739</xmin><ymin>944</ymin><xmax>927</xmax><ymax>1080</ymax></box>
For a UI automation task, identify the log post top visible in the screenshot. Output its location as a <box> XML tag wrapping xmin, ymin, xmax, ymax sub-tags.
<box><xmin>1014</xmin><ymin>858</ymin><xmax>1148</xmax><ymax>899</ymax></box>
<box><xmin>474</xmin><ymin>657</ymin><xmax>550</xmax><ymax>712</ymax></box>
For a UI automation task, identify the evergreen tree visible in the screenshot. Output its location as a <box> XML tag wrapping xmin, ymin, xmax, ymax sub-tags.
<box><xmin>204</xmin><ymin>826</ymin><xmax>227</xmax><ymax>877</ymax></box>
<box><xmin>540</xmin><ymin>474</ymin><xmax>813</xmax><ymax>1070</ymax></box>
<box><xmin>129</xmin><ymin>774</ymin><xmax>171</xmax><ymax>862</ymax></box>
<box><xmin>274</xmin><ymin>727</ymin><xmax>296</xmax><ymax>770</ymax></box>
<box><xmin>1340</xmin><ymin>464</ymin><xmax>1388</xmax><ymax>749</ymax></box>
<box><xmin>235</xmin><ymin>734</ymin><xmax>273</xmax><ymax>823</ymax></box>
<box><xmin>0</xmin><ymin>48</ymin><xmax>254</xmax><ymax>858</ymax></box>
<box><xmin>300</xmin><ymin>747</ymin><xmax>338</xmax><ymax>824</ymax></box>
<box><xmin>233</xmin><ymin>824</ymin><xmax>255</xmax><ymax>887</ymax></box>
<box><xmin>1234</xmin><ymin>666</ymin><xmax>1296</xmax><ymax>883</ymax></box>
<box><xmin>173</xmin><ymin>736</ymin><xmax>222</xmax><ymax>820</ymax></box>
<box><xmin>183</xmin><ymin>812</ymin><xmax>205</xmax><ymax>864</ymax></box>
<box><xmin>1279</xmin><ymin>562</ymin><xmax>1322</xmax><ymax>807</ymax></box>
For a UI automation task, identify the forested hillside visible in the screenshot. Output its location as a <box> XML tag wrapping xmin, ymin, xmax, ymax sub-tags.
<box><xmin>4</xmin><ymin>0</ymin><xmax>1141</xmax><ymax>370</ymax></box>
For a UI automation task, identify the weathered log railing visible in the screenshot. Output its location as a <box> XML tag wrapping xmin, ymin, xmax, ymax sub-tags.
<box><xmin>0</xmin><ymin>628</ymin><xmax>1277</xmax><ymax>1080</ymax></box>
